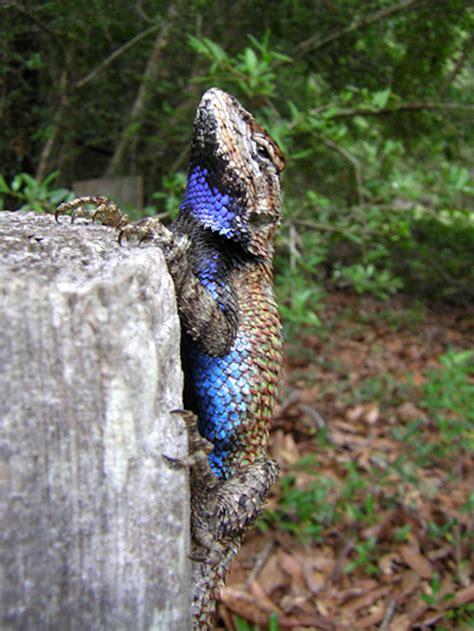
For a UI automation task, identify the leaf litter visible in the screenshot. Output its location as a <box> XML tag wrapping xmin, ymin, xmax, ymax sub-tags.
<box><xmin>218</xmin><ymin>293</ymin><xmax>474</xmax><ymax>630</ymax></box>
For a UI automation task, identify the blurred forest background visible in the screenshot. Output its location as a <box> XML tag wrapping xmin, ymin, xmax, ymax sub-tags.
<box><xmin>1</xmin><ymin>1</ymin><xmax>473</xmax><ymax>629</ymax></box>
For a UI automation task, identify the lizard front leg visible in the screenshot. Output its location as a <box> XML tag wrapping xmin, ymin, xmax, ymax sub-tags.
<box><xmin>56</xmin><ymin>196</ymin><xmax>237</xmax><ymax>356</ymax></box>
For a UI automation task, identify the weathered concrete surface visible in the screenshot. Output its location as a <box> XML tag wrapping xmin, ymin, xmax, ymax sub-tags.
<box><xmin>0</xmin><ymin>211</ymin><xmax>191</xmax><ymax>630</ymax></box>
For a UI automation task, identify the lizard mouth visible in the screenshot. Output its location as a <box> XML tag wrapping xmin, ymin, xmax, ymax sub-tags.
<box><xmin>248</xmin><ymin>212</ymin><xmax>277</xmax><ymax>228</ymax></box>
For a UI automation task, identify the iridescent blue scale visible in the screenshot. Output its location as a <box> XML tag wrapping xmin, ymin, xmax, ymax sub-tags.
<box><xmin>181</xmin><ymin>166</ymin><xmax>240</xmax><ymax>239</ymax></box>
<box><xmin>185</xmin><ymin>336</ymin><xmax>254</xmax><ymax>479</ymax></box>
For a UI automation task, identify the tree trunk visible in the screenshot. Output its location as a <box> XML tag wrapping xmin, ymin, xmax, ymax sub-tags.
<box><xmin>105</xmin><ymin>2</ymin><xmax>179</xmax><ymax>177</ymax></box>
<box><xmin>0</xmin><ymin>211</ymin><xmax>191</xmax><ymax>630</ymax></box>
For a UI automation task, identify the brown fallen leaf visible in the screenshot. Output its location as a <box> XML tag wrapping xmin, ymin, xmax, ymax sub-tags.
<box><xmin>302</xmin><ymin>562</ymin><xmax>326</xmax><ymax>594</ymax></box>
<box><xmin>399</xmin><ymin>545</ymin><xmax>433</xmax><ymax>579</ymax></box>
<box><xmin>219</xmin><ymin>587</ymin><xmax>271</xmax><ymax>626</ymax></box>
<box><xmin>398</xmin><ymin>570</ymin><xmax>421</xmax><ymax>599</ymax></box>
<box><xmin>426</xmin><ymin>544</ymin><xmax>452</xmax><ymax>562</ymax></box>
<box><xmin>337</xmin><ymin>579</ymin><xmax>379</xmax><ymax>605</ymax></box>
<box><xmin>346</xmin><ymin>404</ymin><xmax>365</xmax><ymax>422</ymax></box>
<box><xmin>389</xmin><ymin>613</ymin><xmax>411</xmax><ymax>631</ymax></box>
<box><xmin>340</xmin><ymin>584</ymin><xmax>392</xmax><ymax>614</ymax></box>
<box><xmin>363</xmin><ymin>403</ymin><xmax>380</xmax><ymax>425</ymax></box>
<box><xmin>354</xmin><ymin>603</ymin><xmax>387</xmax><ymax>628</ymax></box>
<box><xmin>397</xmin><ymin>401</ymin><xmax>428</xmax><ymax>422</ymax></box>
<box><xmin>249</xmin><ymin>580</ymin><xmax>281</xmax><ymax>615</ymax></box>
<box><xmin>258</xmin><ymin>551</ymin><xmax>287</xmax><ymax>594</ymax></box>
<box><xmin>278</xmin><ymin>550</ymin><xmax>304</xmax><ymax>578</ymax></box>
<box><xmin>378</xmin><ymin>551</ymin><xmax>401</xmax><ymax>576</ymax></box>
<box><xmin>221</xmin><ymin>586</ymin><xmax>340</xmax><ymax>629</ymax></box>
<box><xmin>445</xmin><ymin>582</ymin><xmax>474</xmax><ymax>608</ymax></box>
<box><xmin>271</xmin><ymin>430</ymin><xmax>301</xmax><ymax>465</ymax></box>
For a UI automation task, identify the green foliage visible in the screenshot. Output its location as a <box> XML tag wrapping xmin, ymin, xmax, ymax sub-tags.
<box><xmin>266</xmin><ymin>472</ymin><xmax>337</xmax><ymax>541</ymax></box>
<box><xmin>235</xmin><ymin>612</ymin><xmax>279</xmax><ymax>631</ymax></box>
<box><xmin>188</xmin><ymin>32</ymin><xmax>291</xmax><ymax>97</ymax></box>
<box><xmin>1</xmin><ymin>1</ymin><xmax>473</xmax><ymax>313</ymax></box>
<box><xmin>422</xmin><ymin>350</ymin><xmax>474</xmax><ymax>454</ymax></box>
<box><xmin>0</xmin><ymin>172</ymin><xmax>73</xmax><ymax>212</ymax></box>
<box><xmin>344</xmin><ymin>536</ymin><xmax>379</xmax><ymax>577</ymax></box>
<box><xmin>150</xmin><ymin>172</ymin><xmax>187</xmax><ymax>218</ymax></box>
<box><xmin>441</xmin><ymin>602</ymin><xmax>474</xmax><ymax>630</ymax></box>
<box><xmin>420</xmin><ymin>572</ymin><xmax>442</xmax><ymax>607</ymax></box>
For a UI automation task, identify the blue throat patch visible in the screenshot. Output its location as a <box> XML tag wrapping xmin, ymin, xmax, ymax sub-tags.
<box><xmin>181</xmin><ymin>165</ymin><xmax>243</xmax><ymax>238</ymax></box>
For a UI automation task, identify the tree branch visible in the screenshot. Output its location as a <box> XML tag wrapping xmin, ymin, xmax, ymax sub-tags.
<box><xmin>74</xmin><ymin>24</ymin><xmax>160</xmax><ymax>90</ymax></box>
<box><xmin>296</xmin><ymin>0</ymin><xmax>423</xmax><ymax>56</ymax></box>
<box><xmin>105</xmin><ymin>1</ymin><xmax>180</xmax><ymax>176</ymax></box>
<box><xmin>327</xmin><ymin>102</ymin><xmax>474</xmax><ymax>118</ymax></box>
<box><xmin>315</xmin><ymin>133</ymin><xmax>365</xmax><ymax>206</ymax></box>
<box><xmin>35</xmin><ymin>67</ymin><xmax>71</xmax><ymax>181</ymax></box>
<box><xmin>438</xmin><ymin>32</ymin><xmax>474</xmax><ymax>97</ymax></box>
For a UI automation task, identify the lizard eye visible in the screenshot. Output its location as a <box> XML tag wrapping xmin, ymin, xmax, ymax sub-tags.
<box><xmin>256</xmin><ymin>143</ymin><xmax>271</xmax><ymax>160</ymax></box>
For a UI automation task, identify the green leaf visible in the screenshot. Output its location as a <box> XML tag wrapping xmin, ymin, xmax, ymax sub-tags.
<box><xmin>243</xmin><ymin>47</ymin><xmax>258</xmax><ymax>73</ymax></box>
<box><xmin>42</xmin><ymin>171</ymin><xmax>59</xmax><ymax>187</ymax></box>
<box><xmin>11</xmin><ymin>175</ymin><xmax>23</xmax><ymax>192</ymax></box>
<box><xmin>49</xmin><ymin>188</ymin><xmax>73</xmax><ymax>204</ymax></box>
<box><xmin>21</xmin><ymin>173</ymin><xmax>38</xmax><ymax>187</ymax></box>
<box><xmin>0</xmin><ymin>175</ymin><xmax>10</xmax><ymax>193</ymax></box>
<box><xmin>204</xmin><ymin>37</ymin><xmax>227</xmax><ymax>62</ymax></box>
<box><xmin>372</xmin><ymin>88</ymin><xmax>391</xmax><ymax>109</ymax></box>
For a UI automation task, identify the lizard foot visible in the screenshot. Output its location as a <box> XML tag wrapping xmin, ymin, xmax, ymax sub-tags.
<box><xmin>171</xmin><ymin>409</ymin><xmax>214</xmax><ymax>468</ymax></box>
<box><xmin>55</xmin><ymin>195</ymin><xmax>129</xmax><ymax>229</ymax></box>
<box><xmin>55</xmin><ymin>196</ymin><xmax>180</xmax><ymax>253</ymax></box>
<box><xmin>118</xmin><ymin>216</ymin><xmax>175</xmax><ymax>249</ymax></box>
<box><xmin>163</xmin><ymin>410</ymin><xmax>212</xmax><ymax>470</ymax></box>
<box><xmin>191</xmin><ymin>458</ymin><xmax>279</xmax><ymax>566</ymax></box>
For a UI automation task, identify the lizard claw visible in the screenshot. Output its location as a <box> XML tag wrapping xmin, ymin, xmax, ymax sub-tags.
<box><xmin>55</xmin><ymin>195</ymin><xmax>129</xmax><ymax>230</ymax></box>
<box><xmin>118</xmin><ymin>217</ymin><xmax>175</xmax><ymax>249</ymax></box>
<box><xmin>162</xmin><ymin>453</ymin><xmax>190</xmax><ymax>469</ymax></box>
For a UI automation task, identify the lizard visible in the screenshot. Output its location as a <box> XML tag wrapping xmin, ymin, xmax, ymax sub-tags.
<box><xmin>56</xmin><ymin>87</ymin><xmax>285</xmax><ymax>629</ymax></box>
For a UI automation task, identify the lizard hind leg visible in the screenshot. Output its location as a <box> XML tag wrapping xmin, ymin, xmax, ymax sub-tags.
<box><xmin>213</xmin><ymin>458</ymin><xmax>280</xmax><ymax>540</ymax></box>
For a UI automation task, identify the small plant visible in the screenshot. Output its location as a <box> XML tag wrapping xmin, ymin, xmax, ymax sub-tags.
<box><xmin>0</xmin><ymin>172</ymin><xmax>73</xmax><ymax>212</ymax></box>
<box><xmin>188</xmin><ymin>32</ymin><xmax>291</xmax><ymax>98</ymax></box>
<box><xmin>394</xmin><ymin>524</ymin><xmax>412</xmax><ymax>542</ymax></box>
<box><xmin>265</xmin><ymin>473</ymin><xmax>337</xmax><ymax>541</ymax></box>
<box><xmin>420</xmin><ymin>572</ymin><xmax>442</xmax><ymax>607</ymax></box>
<box><xmin>151</xmin><ymin>171</ymin><xmax>187</xmax><ymax>218</ymax></box>
<box><xmin>422</xmin><ymin>350</ymin><xmax>474</xmax><ymax>456</ymax></box>
<box><xmin>443</xmin><ymin>602</ymin><xmax>474</xmax><ymax>629</ymax></box>
<box><xmin>427</xmin><ymin>519</ymin><xmax>457</xmax><ymax>543</ymax></box>
<box><xmin>344</xmin><ymin>536</ymin><xmax>379</xmax><ymax>576</ymax></box>
<box><xmin>234</xmin><ymin>612</ymin><xmax>279</xmax><ymax>631</ymax></box>
<box><xmin>334</xmin><ymin>262</ymin><xmax>403</xmax><ymax>299</ymax></box>
<box><xmin>276</xmin><ymin>271</ymin><xmax>324</xmax><ymax>338</ymax></box>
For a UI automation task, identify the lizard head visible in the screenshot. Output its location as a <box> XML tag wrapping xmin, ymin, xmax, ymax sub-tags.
<box><xmin>182</xmin><ymin>88</ymin><xmax>285</xmax><ymax>258</ymax></box>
